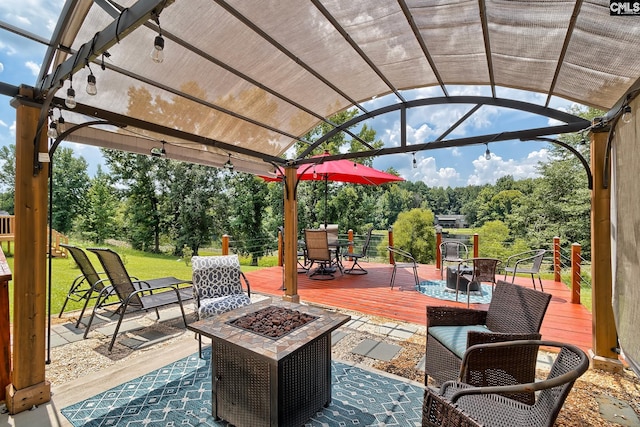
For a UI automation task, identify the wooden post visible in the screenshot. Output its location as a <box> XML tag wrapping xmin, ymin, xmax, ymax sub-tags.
<box><xmin>347</xmin><ymin>229</ymin><xmax>354</xmax><ymax>255</ymax></box>
<box><xmin>388</xmin><ymin>227</ymin><xmax>394</xmax><ymax>264</ymax></box>
<box><xmin>221</xmin><ymin>235</ymin><xmax>229</xmax><ymax>255</ymax></box>
<box><xmin>473</xmin><ymin>233</ymin><xmax>479</xmax><ymax>258</ymax></box>
<box><xmin>6</xmin><ymin>89</ymin><xmax>51</xmax><ymax>414</ymax></box>
<box><xmin>571</xmin><ymin>243</ymin><xmax>581</xmax><ymax>304</ymax></box>
<box><xmin>435</xmin><ymin>227</ymin><xmax>442</xmax><ymax>270</ymax></box>
<box><xmin>590</xmin><ymin>129</ymin><xmax>621</xmax><ymax>371</ymax></box>
<box><xmin>282</xmin><ymin>166</ymin><xmax>299</xmax><ymax>303</ymax></box>
<box><xmin>0</xmin><ymin>247</ymin><xmax>12</xmax><ymax>402</ymax></box>
<box><xmin>278</xmin><ymin>228</ymin><xmax>283</xmax><ymax>267</ymax></box>
<box><xmin>553</xmin><ymin>237</ymin><xmax>561</xmax><ymax>282</ymax></box>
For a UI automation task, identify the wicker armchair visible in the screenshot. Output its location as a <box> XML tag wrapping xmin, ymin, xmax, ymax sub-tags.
<box><xmin>422</xmin><ymin>340</ymin><xmax>589</xmax><ymax>427</ymax></box>
<box><xmin>425</xmin><ymin>280</ymin><xmax>551</xmax><ymax>400</ymax></box>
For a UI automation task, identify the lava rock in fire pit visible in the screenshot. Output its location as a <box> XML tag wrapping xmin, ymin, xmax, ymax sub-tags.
<box><xmin>228</xmin><ymin>306</ymin><xmax>318</xmax><ymax>339</ymax></box>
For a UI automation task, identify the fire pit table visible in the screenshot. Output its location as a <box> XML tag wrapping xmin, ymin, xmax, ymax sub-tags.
<box><xmin>188</xmin><ymin>298</ymin><xmax>350</xmax><ymax>427</ymax></box>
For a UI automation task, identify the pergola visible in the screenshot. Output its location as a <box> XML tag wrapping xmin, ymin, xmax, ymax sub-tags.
<box><xmin>1</xmin><ymin>0</ymin><xmax>640</xmax><ymax>414</ymax></box>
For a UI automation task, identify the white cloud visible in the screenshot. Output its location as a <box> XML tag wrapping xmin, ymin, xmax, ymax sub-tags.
<box><xmin>467</xmin><ymin>149</ymin><xmax>549</xmax><ymax>185</ymax></box>
<box><xmin>10</xmin><ymin>121</ymin><xmax>16</xmax><ymax>137</ymax></box>
<box><xmin>0</xmin><ymin>62</ymin><xmax>3</xmax><ymax>73</ymax></box>
<box><xmin>25</xmin><ymin>61</ymin><xmax>40</xmax><ymax>76</ymax></box>
<box><xmin>0</xmin><ymin>120</ymin><xmax>7</xmax><ymax>128</ymax></box>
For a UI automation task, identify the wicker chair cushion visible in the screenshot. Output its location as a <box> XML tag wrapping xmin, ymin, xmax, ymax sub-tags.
<box><xmin>198</xmin><ymin>294</ymin><xmax>251</xmax><ymax>318</ymax></box>
<box><xmin>192</xmin><ymin>255</ymin><xmax>243</xmax><ymax>298</ymax></box>
<box><xmin>429</xmin><ymin>325</ymin><xmax>489</xmax><ymax>358</ymax></box>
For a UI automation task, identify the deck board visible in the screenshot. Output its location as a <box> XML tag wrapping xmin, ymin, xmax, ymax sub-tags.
<box><xmin>244</xmin><ymin>261</ymin><xmax>593</xmax><ymax>352</ymax></box>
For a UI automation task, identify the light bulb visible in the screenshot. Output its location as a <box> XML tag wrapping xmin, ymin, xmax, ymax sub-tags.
<box><xmin>151</xmin><ymin>35</ymin><xmax>165</xmax><ymax>63</ymax></box>
<box><xmin>65</xmin><ymin>87</ymin><xmax>76</xmax><ymax>109</ymax></box>
<box><xmin>57</xmin><ymin>115</ymin><xmax>65</xmax><ymax>134</ymax></box>
<box><xmin>621</xmin><ymin>105</ymin><xmax>632</xmax><ymax>124</ymax></box>
<box><xmin>86</xmin><ymin>74</ymin><xmax>97</xmax><ymax>95</ymax></box>
<box><xmin>47</xmin><ymin>121</ymin><xmax>58</xmax><ymax>138</ymax></box>
<box><xmin>412</xmin><ymin>154</ymin><xmax>417</xmax><ymax>169</ymax></box>
<box><xmin>484</xmin><ymin>147</ymin><xmax>491</xmax><ymax>160</ymax></box>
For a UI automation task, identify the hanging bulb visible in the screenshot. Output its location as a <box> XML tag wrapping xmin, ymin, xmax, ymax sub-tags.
<box><xmin>621</xmin><ymin>105</ymin><xmax>632</xmax><ymax>124</ymax></box>
<box><xmin>65</xmin><ymin>86</ymin><xmax>76</xmax><ymax>109</ymax></box>
<box><xmin>484</xmin><ymin>144</ymin><xmax>491</xmax><ymax>160</ymax></box>
<box><xmin>86</xmin><ymin>73</ymin><xmax>97</xmax><ymax>95</ymax></box>
<box><xmin>151</xmin><ymin>35</ymin><xmax>165</xmax><ymax>63</ymax></box>
<box><xmin>312</xmin><ymin>165</ymin><xmax>317</xmax><ymax>179</ymax></box>
<box><xmin>224</xmin><ymin>154</ymin><xmax>234</xmax><ymax>171</ymax></box>
<box><xmin>57</xmin><ymin>115</ymin><xmax>65</xmax><ymax>134</ymax></box>
<box><xmin>353</xmin><ymin>162</ymin><xmax>357</xmax><ymax>169</ymax></box>
<box><xmin>47</xmin><ymin>121</ymin><xmax>58</xmax><ymax>138</ymax></box>
<box><xmin>412</xmin><ymin>153</ymin><xmax>417</xmax><ymax>169</ymax></box>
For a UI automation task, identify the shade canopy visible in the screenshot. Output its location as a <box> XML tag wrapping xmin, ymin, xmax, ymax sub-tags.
<box><xmin>1</xmin><ymin>0</ymin><xmax>638</xmax><ymax>171</ymax></box>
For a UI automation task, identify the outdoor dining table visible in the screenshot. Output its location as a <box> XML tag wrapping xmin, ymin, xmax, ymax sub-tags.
<box><xmin>328</xmin><ymin>239</ymin><xmax>352</xmax><ymax>273</ymax></box>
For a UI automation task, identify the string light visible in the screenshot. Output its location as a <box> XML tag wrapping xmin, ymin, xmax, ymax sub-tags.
<box><xmin>621</xmin><ymin>105</ymin><xmax>632</xmax><ymax>124</ymax></box>
<box><xmin>412</xmin><ymin>153</ymin><xmax>417</xmax><ymax>169</ymax></box>
<box><xmin>484</xmin><ymin>144</ymin><xmax>491</xmax><ymax>160</ymax></box>
<box><xmin>65</xmin><ymin>77</ymin><xmax>76</xmax><ymax>109</ymax></box>
<box><xmin>57</xmin><ymin>110</ymin><xmax>65</xmax><ymax>134</ymax></box>
<box><xmin>47</xmin><ymin>111</ymin><xmax>58</xmax><ymax>138</ymax></box>
<box><xmin>86</xmin><ymin>69</ymin><xmax>97</xmax><ymax>95</ymax></box>
<box><xmin>312</xmin><ymin>165</ymin><xmax>317</xmax><ymax>179</ymax></box>
<box><xmin>224</xmin><ymin>154</ymin><xmax>234</xmax><ymax>171</ymax></box>
<box><xmin>150</xmin><ymin>13</ymin><xmax>165</xmax><ymax>63</ymax></box>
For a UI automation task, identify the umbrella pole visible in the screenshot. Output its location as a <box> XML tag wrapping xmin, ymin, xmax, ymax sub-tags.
<box><xmin>324</xmin><ymin>174</ymin><xmax>328</xmax><ymax>228</ymax></box>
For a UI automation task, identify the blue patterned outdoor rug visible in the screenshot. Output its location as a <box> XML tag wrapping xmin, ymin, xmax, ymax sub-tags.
<box><xmin>61</xmin><ymin>348</ymin><xmax>423</xmax><ymax>426</ymax></box>
<box><xmin>417</xmin><ymin>280</ymin><xmax>493</xmax><ymax>304</ymax></box>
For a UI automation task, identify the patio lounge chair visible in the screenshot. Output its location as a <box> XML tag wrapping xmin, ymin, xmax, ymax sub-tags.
<box><xmin>86</xmin><ymin>248</ymin><xmax>193</xmax><ymax>351</ymax></box>
<box><xmin>424</xmin><ymin>280</ymin><xmax>551</xmax><ymax>396</ymax></box>
<box><xmin>503</xmin><ymin>249</ymin><xmax>547</xmax><ymax>291</ymax></box>
<box><xmin>191</xmin><ymin>255</ymin><xmax>251</xmax><ymax>357</ymax></box>
<box><xmin>59</xmin><ymin>244</ymin><xmax>114</xmax><ymax>328</ymax></box>
<box><xmin>344</xmin><ymin>227</ymin><xmax>373</xmax><ymax>275</ymax></box>
<box><xmin>440</xmin><ymin>241</ymin><xmax>469</xmax><ymax>279</ymax></box>
<box><xmin>387</xmin><ymin>246</ymin><xmax>420</xmax><ymax>290</ymax></box>
<box><xmin>422</xmin><ymin>340</ymin><xmax>589</xmax><ymax>427</ymax></box>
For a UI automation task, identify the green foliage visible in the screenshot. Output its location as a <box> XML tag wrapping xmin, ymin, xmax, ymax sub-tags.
<box><xmin>52</xmin><ymin>148</ymin><xmax>90</xmax><ymax>234</ymax></box>
<box><xmin>182</xmin><ymin>245</ymin><xmax>193</xmax><ymax>266</ymax></box>
<box><xmin>391</xmin><ymin>208</ymin><xmax>436</xmax><ymax>263</ymax></box>
<box><xmin>73</xmin><ymin>166</ymin><xmax>118</xmax><ymax>243</ymax></box>
<box><xmin>477</xmin><ymin>220</ymin><xmax>529</xmax><ymax>260</ymax></box>
<box><xmin>0</xmin><ymin>144</ymin><xmax>15</xmax><ymax>213</ymax></box>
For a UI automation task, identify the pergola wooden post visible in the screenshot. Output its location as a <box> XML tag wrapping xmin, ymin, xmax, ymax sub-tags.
<box><xmin>6</xmin><ymin>87</ymin><xmax>51</xmax><ymax>413</ymax></box>
<box><xmin>590</xmin><ymin>129</ymin><xmax>623</xmax><ymax>372</ymax></box>
<box><xmin>282</xmin><ymin>166</ymin><xmax>299</xmax><ymax>303</ymax></box>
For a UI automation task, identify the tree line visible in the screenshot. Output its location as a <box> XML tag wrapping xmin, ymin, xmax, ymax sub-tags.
<box><xmin>0</xmin><ymin>106</ymin><xmax>597</xmax><ymax>264</ymax></box>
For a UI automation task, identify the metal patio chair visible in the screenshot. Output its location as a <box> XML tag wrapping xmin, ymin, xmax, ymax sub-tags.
<box><xmin>422</xmin><ymin>340</ymin><xmax>589</xmax><ymax>427</ymax></box>
<box><xmin>456</xmin><ymin>257</ymin><xmax>501</xmax><ymax>307</ymax></box>
<box><xmin>305</xmin><ymin>229</ymin><xmax>340</xmax><ymax>280</ymax></box>
<box><xmin>440</xmin><ymin>241</ymin><xmax>469</xmax><ymax>279</ymax></box>
<box><xmin>387</xmin><ymin>246</ymin><xmax>420</xmax><ymax>290</ymax></box>
<box><xmin>86</xmin><ymin>248</ymin><xmax>193</xmax><ymax>351</ymax></box>
<box><xmin>503</xmin><ymin>249</ymin><xmax>547</xmax><ymax>291</ymax></box>
<box><xmin>344</xmin><ymin>227</ymin><xmax>373</xmax><ymax>275</ymax></box>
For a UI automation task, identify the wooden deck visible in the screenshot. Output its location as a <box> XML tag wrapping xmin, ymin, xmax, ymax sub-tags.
<box><xmin>244</xmin><ymin>261</ymin><xmax>593</xmax><ymax>352</ymax></box>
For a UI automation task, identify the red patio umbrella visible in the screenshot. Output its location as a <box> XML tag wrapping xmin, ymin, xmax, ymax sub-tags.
<box><xmin>263</xmin><ymin>152</ymin><xmax>404</xmax><ymax>226</ymax></box>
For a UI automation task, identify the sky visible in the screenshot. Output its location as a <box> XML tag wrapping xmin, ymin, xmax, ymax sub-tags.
<box><xmin>0</xmin><ymin>1</ymin><xmax>587</xmax><ymax>189</ymax></box>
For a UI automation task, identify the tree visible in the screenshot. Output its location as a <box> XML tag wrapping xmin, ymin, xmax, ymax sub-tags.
<box><xmin>73</xmin><ymin>166</ymin><xmax>118</xmax><ymax>243</ymax></box>
<box><xmin>391</xmin><ymin>208</ymin><xmax>436</xmax><ymax>263</ymax></box>
<box><xmin>102</xmin><ymin>149</ymin><xmax>163</xmax><ymax>252</ymax></box>
<box><xmin>52</xmin><ymin>147</ymin><xmax>90</xmax><ymax>234</ymax></box>
<box><xmin>227</xmin><ymin>173</ymin><xmax>269</xmax><ymax>265</ymax></box>
<box><xmin>0</xmin><ymin>144</ymin><xmax>16</xmax><ymax>213</ymax></box>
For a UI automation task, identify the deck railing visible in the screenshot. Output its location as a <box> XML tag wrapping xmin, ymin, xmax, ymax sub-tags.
<box><xmin>0</xmin><ymin>215</ymin><xmax>68</xmax><ymax>257</ymax></box>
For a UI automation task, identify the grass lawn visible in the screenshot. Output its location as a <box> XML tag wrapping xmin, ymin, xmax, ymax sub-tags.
<box><xmin>2</xmin><ymin>243</ymin><xmax>273</xmax><ymax>321</ymax></box>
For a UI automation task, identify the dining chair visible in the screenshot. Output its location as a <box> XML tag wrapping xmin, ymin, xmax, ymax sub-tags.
<box><xmin>503</xmin><ymin>249</ymin><xmax>547</xmax><ymax>291</ymax></box>
<box><xmin>304</xmin><ymin>229</ymin><xmax>340</xmax><ymax>280</ymax></box>
<box><xmin>440</xmin><ymin>241</ymin><xmax>469</xmax><ymax>279</ymax></box>
<box><xmin>457</xmin><ymin>257</ymin><xmax>501</xmax><ymax>307</ymax></box>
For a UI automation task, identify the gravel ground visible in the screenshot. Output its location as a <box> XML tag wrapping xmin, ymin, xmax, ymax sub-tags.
<box><xmin>47</xmin><ymin>303</ymin><xmax>640</xmax><ymax>427</ymax></box>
